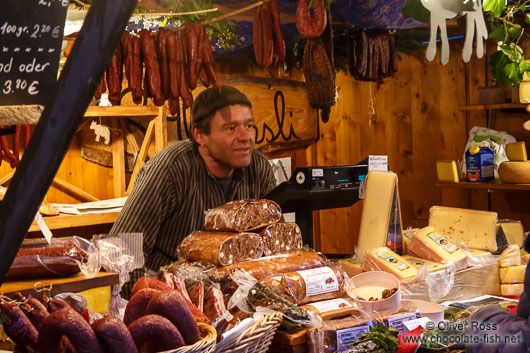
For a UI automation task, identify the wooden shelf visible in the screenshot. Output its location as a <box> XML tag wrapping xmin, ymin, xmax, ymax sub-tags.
<box><xmin>435</xmin><ymin>181</ymin><xmax>530</xmax><ymax>191</ymax></box>
<box><xmin>458</xmin><ymin>103</ymin><xmax>528</xmax><ymax>111</ymax></box>
<box><xmin>84</xmin><ymin>105</ymin><xmax>161</xmax><ymax>117</ymax></box>
<box><xmin>28</xmin><ymin>212</ymin><xmax>120</xmax><ymax>232</ymax></box>
<box><xmin>0</xmin><ymin>271</ymin><xmax>119</xmax><ymax>298</ymax></box>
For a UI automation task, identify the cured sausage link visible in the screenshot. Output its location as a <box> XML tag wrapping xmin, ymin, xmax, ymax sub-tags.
<box><xmin>92</xmin><ymin>315</ymin><xmax>138</xmax><ymax>353</ymax></box>
<box><xmin>295</xmin><ymin>0</ymin><xmax>327</xmax><ymax>39</ymax></box>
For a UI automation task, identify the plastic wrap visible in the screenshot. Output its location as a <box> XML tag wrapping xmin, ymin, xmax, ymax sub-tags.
<box><xmin>214</xmin><ymin>250</ymin><xmax>328</xmax><ymax>282</ymax></box>
<box><xmin>92</xmin><ymin>233</ymin><xmax>144</xmax><ymax>318</ymax></box>
<box><xmin>6</xmin><ymin>238</ymin><xmax>88</xmax><ymax>280</ymax></box>
<box><xmin>178</xmin><ymin>231</ymin><xmax>264</xmax><ymax>265</ymax></box>
<box><xmin>204</xmin><ymin>199</ymin><xmax>282</xmax><ymax>232</ymax></box>
<box><xmin>498</xmin><ymin>244</ymin><xmax>521</xmax><ymax>268</ymax></box>
<box><xmin>277</xmin><ymin>266</ymin><xmax>347</xmax><ymax>305</ymax></box>
<box><xmin>360</xmin><ymin>247</ymin><xmax>418</xmax><ymax>281</ymax></box>
<box><xmin>259</xmin><ymin>222</ymin><xmax>303</xmax><ymax>255</ymax></box>
<box><xmin>308</xmin><ymin>316</ymin><xmax>374</xmax><ymax>353</ymax></box>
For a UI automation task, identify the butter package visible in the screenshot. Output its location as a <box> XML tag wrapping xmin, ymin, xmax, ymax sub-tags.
<box><xmin>466</xmin><ymin>146</ymin><xmax>494</xmax><ymax>182</ymax></box>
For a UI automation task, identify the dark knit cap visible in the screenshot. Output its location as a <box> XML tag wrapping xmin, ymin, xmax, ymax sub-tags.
<box><xmin>191</xmin><ymin>85</ymin><xmax>252</xmax><ymax>124</ymax></box>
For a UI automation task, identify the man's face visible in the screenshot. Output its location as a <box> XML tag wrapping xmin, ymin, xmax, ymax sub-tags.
<box><xmin>194</xmin><ymin>104</ymin><xmax>255</xmax><ymax>175</ymax></box>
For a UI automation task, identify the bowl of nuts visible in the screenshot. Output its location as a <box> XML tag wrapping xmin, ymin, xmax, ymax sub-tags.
<box><xmin>347</xmin><ymin>271</ymin><xmax>401</xmax><ymax>313</ymax></box>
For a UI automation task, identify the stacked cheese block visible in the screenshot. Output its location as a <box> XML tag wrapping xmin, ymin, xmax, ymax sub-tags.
<box><xmin>499</xmin><ymin>141</ymin><xmax>530</xmax><ymax>183</ymax></box>
<box><xmin>499</xmin><ymin>245</ymin><xmax>526</xmax><ymax>296</ymax></box>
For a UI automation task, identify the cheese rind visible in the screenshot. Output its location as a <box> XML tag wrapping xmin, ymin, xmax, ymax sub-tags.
<box><xmin>500</xmin><ymin>283</ymin><xmax>524</xmax><ymax>296</ymax></box>
<box><xmin>505</xmin><ymin>142</ymin><xmax>528</xmax><ymax>161</ymax></box>
<box><xmin>361</xmin><ymin>247</ymin><xmax>418</xmax><ymax>280</ymax></box>
<box><xmin>401</xmin><ymin>255</ymin><xmax>447</xmax><ymax>272</ymax></box>
<box><xmin>436</xmin><ymin>160</ymin><xmax>459</xmax><ymax>183</ymax></box>
<box><xmin>498</xmin><ymin>220</ymin><xmax>525</xmax><ymax>247</ymax></box>
<box><xmin>428</xmin><ymin>206</ymin><xmax>497</xmax><ymax>251</ymax></box>
<box><xmin>499</xmin><ymin>161</ymin><xmax>530</xmax><ymax>183</ymax></box>
<box><xmin>357</xmin><ymin>171</ymin><xmax>398</xmax><ymax>252</ymax></box>
<box><xmin>500</xmin><ymin>265</ymin><xmax>527</xmax><ymax>284</ymax></box>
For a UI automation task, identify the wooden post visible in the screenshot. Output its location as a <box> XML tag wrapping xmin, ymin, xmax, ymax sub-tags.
<box><xmin>0</xmin><ymin>0</ymin><xmax>138</xmax><ymax>285</ymax></box>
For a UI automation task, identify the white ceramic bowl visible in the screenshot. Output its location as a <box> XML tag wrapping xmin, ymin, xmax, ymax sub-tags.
<box><xmin>401</xmin><ymin>299</ymin><xmax>445</xmax><ymax>324</ymax></box>
<box><xmin>348</xmin><ymin>271</ymin><xmax>401</xmax><ymax>313</ymax></box>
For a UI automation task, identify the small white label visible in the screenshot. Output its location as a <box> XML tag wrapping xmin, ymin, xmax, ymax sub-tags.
<box><xmin>34</xmin><ymin>212</ymin><xmax>52</xmax><ymax>244</ymax></box>
<box><xmin>297</xmin><ymin>267</ymin><xmax>339</xmax><ymax>297</ymax></box>
<box><xmin>387</xmin><ymin>312</ymin><xmax>420</xmax><ymax>334</ymax></box>
<box><xmin>337</xmin><ymin>324</ymin><xmax>371</xmax><ymax>350</ymax></box>
<box><xmin>312</xmin><ymin>168</ymin><xmax>324</xmax><ymax>177</ymax></box>
<box><xmin>376</xmin><ymin>252</ymin><xmax>410</xmax><ymax>271</ymax></box>
<box><xmin>368</xmin><ymin>155</ymin><xmax>388</xmax><ymax>171</ymax></box>
<box><xmin>306</xmin><ymin>298</ymin><xmax>352</xmax><ymax>314</ymax></box>
<box><xmin>403</xmin><ymin>317</ymin><xmax>432</xmax><ymax>332</ymax></box>
<box><xmin>427</xmin><ymin>232</ymin><xmax>458</xmax><ymax>254</ymax></box>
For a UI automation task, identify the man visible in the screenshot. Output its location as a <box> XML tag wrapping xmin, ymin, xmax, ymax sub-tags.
<box><xmin>111</xmin><ymin>85</ymin><xmax>277</xmax><ymax>297</ymax></box>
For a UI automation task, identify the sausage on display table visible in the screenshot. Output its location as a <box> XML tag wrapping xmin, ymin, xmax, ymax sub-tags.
<box><xmin>128</xmin><ymin>314</ymin><xmax>185</xmax><ymax>353</ymax></box>
<box><xmin>92</xmin><ymin>315</ymin><xmax>138</xmax><ymax>353</ymax></box>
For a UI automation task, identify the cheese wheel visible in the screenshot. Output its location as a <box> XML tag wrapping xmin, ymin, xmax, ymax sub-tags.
<box><xmin>499</xmin><ymin>161</ymin><xmax>530</xmax><ymax>183</ymax></box>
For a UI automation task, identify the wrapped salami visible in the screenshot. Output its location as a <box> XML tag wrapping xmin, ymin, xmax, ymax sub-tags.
<box><xmin>179</xmin><ymin>231</ymin><xmax>264</xmax><ymax>265</ymax></box>
<box><xmin>204</xmin><ymin>199</ymin><xmax>282</xmax><ymax>232</ymax></box>
<box><xmin>259</xmin><ymin>222</ymin><xmax>303</xmax><ymax>255</ymax></box>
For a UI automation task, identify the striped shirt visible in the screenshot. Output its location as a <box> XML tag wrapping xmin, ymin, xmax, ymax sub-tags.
<box><xmin>110</xmin><ymin>139</ymin><xmax>277</xmax><ymax>272</ymax></box>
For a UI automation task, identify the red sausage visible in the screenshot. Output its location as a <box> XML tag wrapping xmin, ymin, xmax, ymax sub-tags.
<box><xmin>121</xmin><ymin>31</ymin><xmax>133</xmax><ymax>90</ymax></box>
<box><xmin>22</xmin><ymin>124</ymin><xmax>30</xmax><ymax>148</ymax></box>
<box><xmin>131</xmin><ymin>276</ymin><xmax>172</xmax><ymax>295</ymax></box>
<box><xmin>176</xmin><ymin>32</ymin><xmax>193</xmax><ymax>108</ymax></box>
<box><xmin>184</xmin><ymin>24</ymin><xmax>198</xmax><ymax>90</ymax></box>
<box><xmin>20</xmin><ymin>297</ymin><xmax>49</xmax><ymax>331</ymax></box>
<box><xmin>106</xmin><ymin>44</ymin><xmax>123</xmax><ymax>105</ymax></box>
<box><xmin>128</xmin><ymin>314</ymin><xmax>185</xmax><ymax>353</ymax></box>
<box><xmin>0</xmin><ymin>302</ymin><xmax>38</xmax><ymax>352</ymax></box>
<box><xmin>260</xmin><ymin>2</ymin><xmax>274</xmax><ymax>68</ymax></box>
<box><xmin>202</xmin><ymin>30</ymin><xmax>220</xmax><ymax>91</ymax></box>
<box><xmin>295</xmin><ymin>0</ymin><xmax>327</xmax><ymax>39</ymax></box>
<box><xmin>94</xmin><ymin>75</ymin><xmax>107</xmax><ymax>100</ymax></box>
<box><xmin>270</xmin><ymin>0</ymin><xmax>286</xmax><ymax>63</ymax></box>
<box><xmin>145</xmin><ymin>290</ymin><xmax>200</xmax><ymax>345</ymax></box>
<box><xmin>156</xmin><ymin>28</ymin><xmax>170</xmax><ymax>101</ymax></box>
<box><xmin>166</xmin><ymin>32</ymin><xmax>180</xmax><ymax>100</ymax></box>
<box><xmin>92</xmin><ymin>315</ymin><xmax>138</xmax><ymax>353</ymax></box>
<box><xmin>140</xmin><ymin>29</ymin><xmax>164</xmax><ymax>106</ymax></box>
<box><xmin>0</xmin><ymin>127</ymin><xmax>17</xmax><ymax>168</ymax></box>
<box><xmin>253</xmin><ymin>5</ymin><xmax>264</xmax><ymax>66</ymax></box>
<box><xmin>38</xmin><ymin>307</ymin><xmax>104</xmax><ymax>353</ymax></box>
<box><xmin>123</xmin><ymin>288</ymin><xmax>160</xmax><ymax>326</ymax></box>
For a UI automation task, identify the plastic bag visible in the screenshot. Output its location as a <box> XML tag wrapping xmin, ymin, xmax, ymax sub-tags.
<box><xmin>204</xmin><ymin>199</ymin><xmax>282</xmax><ymax>231</ymax></box>
<box><xmin>462</xmin><ymin>126</ymin><xmax>516</xmax><ymax>178</ymax></box>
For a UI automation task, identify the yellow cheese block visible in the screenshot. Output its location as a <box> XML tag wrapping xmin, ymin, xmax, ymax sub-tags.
<box><xmin>520</xmin><ymin>81</ymin><xmax>530</xmax><ymax>102</ymax></box>
<box><xmin>523</xmin><ymin>254</ymin><xmax>530</xmax><ymax>264</ymax></box>
<box><xmin>428</xmin><ymin>206</ymin><xmax>497</xmax><ymax>251</ymax></box>
<box><xmin>436</xmin><ymin>160</ymin><xmax>459</xmax><ymax>183</ymax></box>
<box><xmin>357</xmin><ymin>171</ymin><xmax>398</xmax><ymax>252</ymax></box>
<box><xmin>499</xmin><ymin>161</ymin><xmax>530</xmax><ymax>183</ymax></box>
<box><xmin>500</xmin><ymin>265</ymin><xmax>527</xmax><ymax>284</ymax></box>
<box><xmin>402</xmin><ymin>228</ymin><xmax>418</xmax><ymax>255</ymax></box>
<box><xmin>505</xmin><ymin>142</ymin><xmax>528</xmax><ymax>161</ymax></box>
<box><xmin>500</xmin><ymin>245</ymin><xmax>521</xmax><ymax>268</ymax></box>
<box><xmin>498</xmin><ymin>220</ymin><xmax>525</xmax><ymax>247</ymax></box>
<box><xmin>338</xmin><ymin>258</ymin><xmax>363</xmax><ymax>277</ymax></box>
<box><xmin>407</xmin><ymin>226</ymin><xmax>468</xmax><ymax>268</ymax></box>
<box><xmin>361</xmin><ymin>247</ymin><xmax>418</xmax><ymax>280</ymax></box>
<box><xmin>401</xmin><ymin>255</ymin><xmax>447</xmax><ymax>272</ymax></box>
<box><xmin>500</xmin><ymin>283</ymin><xmax>524</xmax><ymax>296</ymax></box>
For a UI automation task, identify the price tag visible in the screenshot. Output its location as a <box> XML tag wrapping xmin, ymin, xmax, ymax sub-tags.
<box><xmin>368</xmin><ymin>155</ymin><xmax>388</xmax><ymax>171</ymax></box>
<box><xmin>34</xmin><ymin>211</ymin><xmax>52</xmax><ymax>244</ymax></box>
<box><xmin>403</xmin><ymin>317</ymin><xmax>432</xmax><ymax>332</ymax></box>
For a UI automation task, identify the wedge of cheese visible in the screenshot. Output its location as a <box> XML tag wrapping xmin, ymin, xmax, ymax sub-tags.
<box><xmin>407</xmin><ymin>226</ymin><xmax>468</xmax><ymax>268</ymax></box>
<box><xmin>361</xmin><ymin>247</ymin><xmax>417</xmax><ymax>280</ymax></box>
<box><xmin>357</xmin><ymin>171</ymin><xmax>399</xmax><ymax>252</ymax></box>
<box><xmin>500</xmin><ymin>245</ymin><xmax>521</xmax><ymax>268</ymax></box>
<box><xmin>498</xmin><ymin>220</ymin><xmax>525</xmax><ymax>248</ymax></box>
<box><xmin>402</xmin><ymin>228</ymin><xmax>418</xmax><ymax>255</ymax></box>
<box><xmin>428</xmin><ymin>206</ymin><xmax>497</xmax><ymax>251</ymax></box>
<box><xmin>505</xmin><ymin>142</ymin><xmax>527</xmax><ymax>161</ymax></box>
<box><xmin>401</xmin><ymin>255</ymin><xmax>447</xmax><ymax>272</ymax></box>
<box><xmin>500</xmin><ymin>265</ymin><xmax>527</xmax><ymax>284</ymax></box>
<box><xmin>436</xmin><ymin>160</ymin><xmax>459</xmax><ymax>183</ymax></box>
<box><xmin>338</xmin><ymin>258</ymin><xmax>363</xmax><ymax>277</ymax></box>
<box><xmin>500</xmin><ymin>283</ymin><xmax>524</xmax><ymax>297</ymax></box>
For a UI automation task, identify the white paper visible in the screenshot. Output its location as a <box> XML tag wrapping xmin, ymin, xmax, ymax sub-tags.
<box><xmin>34</xmin><ymin>212</ymin><xmax>52</xmax><ymax>244</ymax></box>
<box><xmin>368</xmin><ymin>155</ymin><xmax>388</xmax><ymax>171</ymax></box>
<box><xmin>52</xmin><ymin>197</ymin><xmax>127</xmax><ymax>215</ymax></box>
<box><xmin>403</xmin><ymin>317</ymin><xmax>432</xmax><ymax>332</ymax></box>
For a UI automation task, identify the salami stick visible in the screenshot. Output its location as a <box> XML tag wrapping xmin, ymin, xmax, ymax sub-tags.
<box><xmin>295</xmin><ymin>0</ymin><xmax>327</xmax><ymax>39</ymax></box>
<box><xmin>270</xmin><ymin>0</ymin><xmax>286</xmax><ymax>63</ymax></box>
<box><xmin>166</xmin><ymin>32</ymin><xmax>180</xmax><ymax>100</ymax></box>
<box><xmin>184</xmin><ymin>24</ymin><xmax>198</xmax><ymax>90</ymax></box>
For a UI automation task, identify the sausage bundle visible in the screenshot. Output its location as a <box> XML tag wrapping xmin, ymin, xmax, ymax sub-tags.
<box><xmin>253</xmin><ymin>0</ymin><xmax>286</xmax><ymax>67</ymax></box>
<box><xmin>0</xmin><ymin>124</ymin><xmax>29</xmax><ymax>169</ymax></box>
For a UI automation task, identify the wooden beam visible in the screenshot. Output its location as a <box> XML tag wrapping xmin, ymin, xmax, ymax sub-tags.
<box><xmin>51</xmin><ymin>177</ymin><xmax>99</xmax><ymax>202</ymax></box>
<box><xmin>154</xmin><ymin>106</ymin><xmax>167</xmax><ymax>153</ymax></box>
<box><xmin>0</xmin><ymin>172</ymin><xmax>14</xmax><ymax>186</ymax></box>
<box><xmin>0</xmin><ymin>0</ymin><xmax>138</xmax><ymax>285</ymax></box>
<box><xmin>112</xmin><ymin>119</ymin><xmax>126</xmax><ymax>198</ymax></box>
<box><xmin>126</xmin><ymin>119</ymin><xmax>155</xmax><ymax>194</ymax></box>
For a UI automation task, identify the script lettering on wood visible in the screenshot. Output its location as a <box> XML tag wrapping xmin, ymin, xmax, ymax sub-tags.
<box><xmin>254</xmin><ymin>90</ymin><xmax>301</xmax><ymax>144</ymax></box>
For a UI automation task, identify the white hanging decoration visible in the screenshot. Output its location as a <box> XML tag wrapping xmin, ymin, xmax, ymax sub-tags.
<box><xmin>90</xmin><ymin>120</ymin><xmax>111</xmax><ymax>145</ymax></box>
<box><xmin>421</xmin><ymin>0</ymin><xmax>488</xmax><ymax>65</ymax></box>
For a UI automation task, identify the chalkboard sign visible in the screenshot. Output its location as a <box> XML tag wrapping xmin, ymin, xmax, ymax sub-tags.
<box><xmin>0</xmin><ymin>0</ymin><xmax>68</xmax><ymax>106</ymax></box>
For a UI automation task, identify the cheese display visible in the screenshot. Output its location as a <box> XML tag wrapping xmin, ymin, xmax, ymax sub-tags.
<box><xmin>401</xmin><ymin>255</ymin><xmax>447</xmax><ymax>272</ymax></box>
<box><xmin>402</xmin><ymin>228</ymin><xmax>418</xmax><ymax>254</ymax></box>
<box><xmin>498</xmin><ymin>161</ymin><xmax>530</xmax><ymax>183</ymax></box>
<box><xmin>500</xmin><ymin>283</ymin><xmax>524</xmax><ymax>296</ymax></box>
<box><xmin>435</xmin><ymin>160</ymin><xmax>459</xmax><ymax>183</ymax></box>
<box><xmin>498</xmin><ymin>220</ymin><xmax>525</xmax><ymax>247</ymax></box>
<box><xmin>357</xmin><ymin>171</ymin><xmax>398</xmax><ymax>253</ymax></box>
<box><xmin>428</xmin><ymin>206</ymin><xmax>497</xmax><ymax>251</ymax></box>
<box><xmin>361</xmin><ymin>247</ymin><xmax>417</xmax><ymax>280</ymax></box>
<box><xmin>499</xmin><ymin>245</ymin><xmax>521</xmax><ymax>268</ymax></box>
<box><xmin>500</xmin><ymin>265</ymin><xmax>526</xmax><ymax>284</ymax></box>
<box><xmin>407</xmin><ymin>226</ymin><xmax>468</xmax><ymax>267</ymax></box>
<box><xmin>505</xmin><ymin>142</ymin><xmax>527</xmax><ymax>161</ymax></box>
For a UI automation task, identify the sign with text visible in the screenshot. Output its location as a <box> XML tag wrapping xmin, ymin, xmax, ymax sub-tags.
<box><xmin>0</xmin><ymin>0</ymin><xmax>68</xmax><ymax>106</ymax></box>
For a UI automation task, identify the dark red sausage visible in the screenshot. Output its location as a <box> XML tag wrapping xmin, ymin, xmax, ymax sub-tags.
<box><xmin>270</xmin><ymin>0</ymin><xmax>286</xmax><ymax>63</ymax></box>
<box><xmin>260</xmin><ymin>2</ymin><xmax>274</xmax><ymax>68</ymax></box>
<box><xmin>22</xmin><ymin>124</ymin><xmax>30</xmax><ymax>148</ymax></box>
<box><xmin>253</xmin><ymin>5</ymin><xmax>264</xmax><ymax>66</ymax></box>
<box><xmin>184</xmin><ymin>24</ymin><xmax>198</xmax><ymax>90</ymax></box>
<box><xmin>145</xmin><ymin>290</ymin><xmax>200</xmax><ymax>345</ymax></box>
<box><xmin>130</xmin><ymin>36</ymin><xmax>143</xmax><ymax>105</ymax></box>
<box><xmin>106</xmin><ymin>44</ymin><xmax>123</xmax><ymax>105</ymax></box>
<box><xmin>121</xmin><ymin>31</ymin><xmax>133</xmax><ymax>89</ymax></box>
<box><xmin>92</xmin><ymin>315</ymin><xmax>138</xmax><ymax>353</ymax></box>
<box><xmin>176</xmin><ymin>32</ymin><xmax>193</xmax><ymax>108</ymax></box>
<box><xmin>94</xmin><ymin>75</ymin><xmax>107</xmax><ymax>100</ymax></box>
<box><xmin>123</xmin><ymin>288</ymin><xmax>160</xmax><ymax>326</ymax></box>
<box><xmin>20</xmin><ymin>297</ymin><xmax>49</xmax><ymax>331</ymax></box>
<box><xmin>156</xmin><ymin>28</ymin><xmax>170</xmax><ymax>101</ymax></box>
<box><xmin>140</xmin><ymin>29</ymin><xmax>164</xmax><ymax>106</ymax></box>
<box><xmin>202</xmin><ymin>30</ymin><xmax>220</xmax><ymax>91</ymax></box>
<box><xmin>194</xmin><ymin>23</ymin><xmax>205</xmax><ymax>78</ymax></box>
<box><xmin>167</xmin><ymin>32</ymin><xmax>180</xmax><ymax>100</ymax></box>
<box><xmin>128</xmin><ymin>314</ymin><xmax>185</xmax><ymax>353</ymax></box>
<box><xmin>38</xmin><ymin>307</ymin><xmax>104</xmax><ymax>353</ymax></box>
<box><xmin>295</xmin><ymin>0</ymin><xmax>327</xmax><ymax>39</ymax></box>
<box><xmin>0</xmin><ymin>302</ymin><xmax>38</xmax><ymax>352</ymax></box>
<box><xmin>131</xmin><ymin>276</ymin><xmax>172</xmax><ymax>295</ymax></box>
<box><xmin>17</xmin><ymin>241</ymin><xmax>87</xmax><ymax>261</ymax></box>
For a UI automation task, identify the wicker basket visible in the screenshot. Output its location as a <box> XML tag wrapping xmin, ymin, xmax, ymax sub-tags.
<box><xmin>162</xmin><ymin>323</ymin><xmax>217</xmax><ymax>353</ymax></box>
<box><xmin>215</xmin><ymin>312</ymin><xmax>283</xmax><ymax>353</ymax></box>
